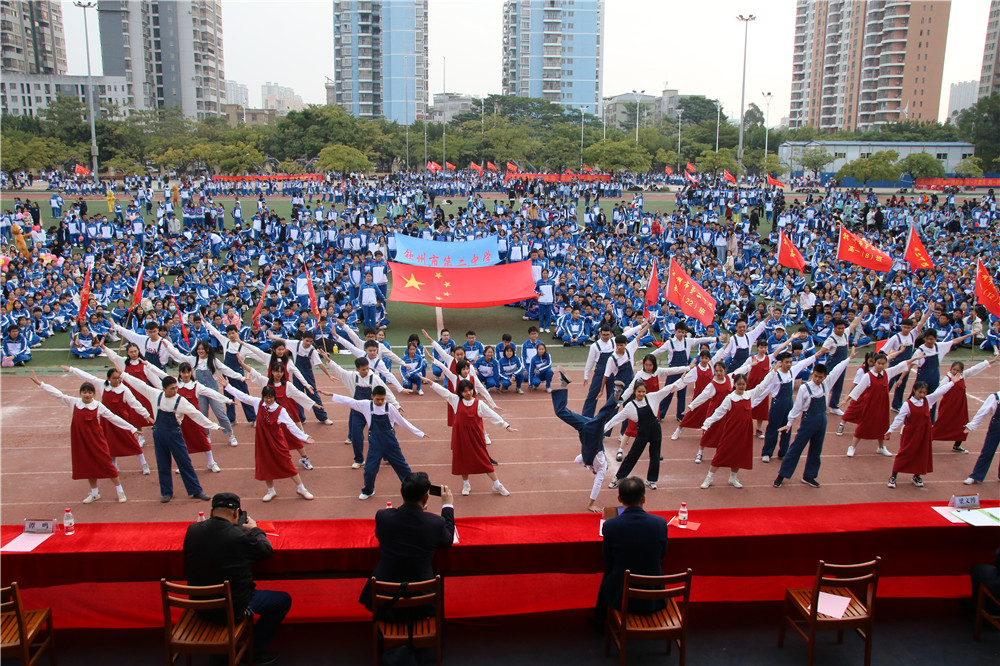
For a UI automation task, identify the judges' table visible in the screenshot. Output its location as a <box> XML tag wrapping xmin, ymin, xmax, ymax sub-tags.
<box><xmin>1</xmin><ymin>502</ymin><xmax>995</xmax><ymax>628</ymax></box>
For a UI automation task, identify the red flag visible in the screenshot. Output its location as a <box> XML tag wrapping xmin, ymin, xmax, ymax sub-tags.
<box><xmin>252</xmin><ymin>270</ymin><xmax>273</xmax><ymax>328</ymax></box>
<box><xmin>685</xmin><ymin>162</ymin><xmax>696</xmax><ymax>173</ymax></box>
<box><xmin>684</xmin><ymin>172</ymin><xmax>697</xmax><ymax>184</ymax></box>
<box><xmin>172</xmin><ymin>296</ymin><xmax>190</xmax><ymax>346</ymax></box>
<box><xmin>583</xmin><ymin>164</ymin><xmax>594</xmax><ymax>173</ymax></box>
<box><xmin>74</xmin><ymin>164</ymin><xmax>90</xmax><ymax>176</ymax></box>
<box><xmin>128</xmin><ymin>265</ymin><xmax>144</xmax><ymax>311</ymax></box>
<box><xmin>663</xmin><ymin>165</ymin><xmax>673</xmax><ymax>175</ymax></box>
<box><xmin>767</xmin><ymin>174</ymin><xmax>786</xmax><ymax>188</ymax></box>
<box><xmin>306</xmin><ymin>266</ymin><xmax>320</xmax><ymax>320</ymax></box>
<box><xmin>723</xmin><ymin>169</ymin><xmax>736</xmax><ymax>184</ymax></box>
<box><xmin>903</xmin><ymin>226</ymin><xmax>934</xmax><ymax>270</ymax></box>
<box><xmin>387</xmin><ymin>262</ymin><xmax>537</xmax><ymax>309</ymax></box>
<box><xmin>777</xmin><ymin>231</ymin><xmax>806</xmax><ymax>271</ymax></box>
<box><xmin>487</xmin><ymin>161</ymin><xmax>498</xmax><ymax>171</ymax></box>
<box><xmin>875</xmin><ymin>339</ymin><xmax>888</xmax><ymax>353</ymax></box>
<box><xmin>445</xmin><ymin>162</ymin><xmax>456</xmax><ymax>170</ymax></box>
<box><xmin>427</xmin><ymin>161</ymin><xmax>441</xmax><ymax>172</ymax></box>
<box><xmin>835</xmin><ymin>226</ymin><xmax>893</xmax><ymax>272</ymax></box>
<box><xmin>77</xmin><ymin>267</ymin><xmax>91</xmax><ymax>322</ymax></box>
<box><xmin>976</xmin><ymin>259</ymin><xmax>1000</xmax><ymax>320</ymax></box>
<box><xmin>470</xmin><ymin>162</ymin><xmax>483</xmax><ymax>173</ymax></box>
<box><xmin>665</xmin><ymin>259</ymin><xmax>717</xmax><ymax>326</ymax></box>
<box><xmin>506</xmin><ymin>161</ymin><xmax>519</xmax><ymax>173</ymax></box>
<box><xmin>644</xmin><ymin>259</ymin><xmax>660</xmax><ymax>319</ymax></box>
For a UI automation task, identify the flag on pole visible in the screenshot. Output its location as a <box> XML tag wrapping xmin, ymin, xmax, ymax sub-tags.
<box><xmin>975</xmin><ymin>259</ymin><xmax>1000</xmax><ymax>319</ymax></box>
<box><xmin>470</xmin><ymin>162</ymin><xmax>483</xmax><ymax>173</ymax></box>
<box><xmin>445</xmin><ymin>162</ymin><xmax>456</xmax><ymax>170</ymax></box>
<box><xmin>723</xmin><ymin>170</ymin><xmax>736</xmax><ymax>184</ymax></box>
<box><xmin>306</xmin><ymin>265</ymin><xmax>320</xmax><ymax>320</ymax></box>
<box><xmin>685</xmin><ymin>162</ymin><xmax>697</xmax><ymax>173</ymax></box>
<box><xmin>766</xmin><ymin>174</ymin><xmax>786</xmax><ymax>188</ymax></box>
<box><xmin>663</xmin><ymin>165</ymin><xmax>673</xmax><ymax>175</ymax></box>
<box><xmin>487</xmin><ymin>161</ymin><xmax>498</xmax><ymax>171</ymax></box>
<box><xmin>903</xmin><ymin>226</ymin><xmax>934</xmax><ymax>270</ymax></box>
<box><xmin>128</xmin><ymin>264</ymin><xmax>145</xmax><ymax>311</ymax></box>
<box><xmin>74</xmin><ymin>164</ymin><xmax>91</xmax><ymax>177</ymax></box>
<box><xmin>777</xmin><ymin>231</ymin><xmax>806</xmax><ymax>271</ymax></box>
<box><xmin>172</xmin><ymin>296</ymin><xmax>190</xmax><ymax>346</ymax></box>
<box><xmin>252</xmin><ymin>270</ymin><xmax>273</xmax><ymax>328</ymax></box>
<box><xmin>665</xmin><ymin>259</ymin><xmax>717</xmax><ymax>326</ymax></box>
<box><xmin>583</xmin><ymin>164</ymin><xmax>594</xmax><ymax>173</ymax></box>
<box><xmin>506</xmin><ymin>161</ymin><xmax>519</xmax><ymax>172</ymax></box>
<box><xmin>684</xmin><ymin>172</ymin><xmax>697</xmax><ymax>184</ymax></box>
<box><xmin>427</xmin><ymin>161</ymin><xmax>441</xmax><ymax>172</ymax></box>
<box><xmin>77</xmin><ymin>267</ymin><xmax>91</xmax><ymax>322</ymax></box>
<box><xmin>387</xmin><ymin>262</ymin><xmax>538</xmax><ymax>309</ymax></box>
<box><xmin>836</xmin><ymin>226</ymin><xmax>893</xmax><ymax>272</ymax></box>
<box><xmin>875</xmin><ymin>339</ymin><xmax>889</xmax><ymax>352</ymax></box>
<box><xmin>644</xmin><ymin>259</ymin><xmax>660</xmax><ymax>319</ymax></box>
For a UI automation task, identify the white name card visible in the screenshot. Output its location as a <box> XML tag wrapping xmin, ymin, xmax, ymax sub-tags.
<box><xmin>948</xmin><ymin>494</ymin><xmax>980</xmax><ymax>510</ymax></box>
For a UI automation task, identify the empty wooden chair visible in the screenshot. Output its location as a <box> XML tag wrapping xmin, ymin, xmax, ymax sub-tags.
<box><xmin>778</xmin><ymin>557</ymin><xmax>881</xmax><ymax>666</ymax></box>
<box><xmin>605</xmin><ymin>569</ymin><xmax>692</xmax><ymax>666</ymax></box>
<box><xmin>371</xmin><ymin>576</ymin><xmax>443</xmax><ymax>666</ymax></box>
<box><xmin>974</xmin><ymin>584</ymin><xmax>1000</xmax><ymax>641</ymax></box>
<box><xmin>160</xmin><ymin>579</ymin><xmax>253</xmax><ymax>666</ymax></box>
<box><xmin>0</xmin><ymin>582</ymin><xmax>55</xmax><ymax>666</ymax></box>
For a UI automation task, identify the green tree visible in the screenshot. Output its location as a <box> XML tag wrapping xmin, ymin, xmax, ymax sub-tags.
<box><xmin>315</xmin><ymin>144</ymin><xmax>372</xmax><ymax>173</ymax></box>
<box><xmin>678</xmin><ymin>96</ymin><xmax>723</xmax><ymax>126</ymax></box>
<box><xmin>695</xmin><ymin>148</ymin><xmax>741</xmax><ymax>175</ymax></box>
<box><xmin>799</xmin><ymin>147</ymin><xmax>834</xmax><ymax>177</ymax></box>
<box><xmin>835</xmin><ymin>150</ymin><xmax>901</xmax><ymax>184</ymax></box>
<box><xmin>39</xmin><ymin>94</ymin><xmax>89</xmax><ymax>145</ymax></box>
<box><xmin>654</xmin><ymin>149</ymin><xmax>680</xmax><ymax>171</ymax></box>
<box><xmin>956</xmin><ymin>94</ymin><xmax>1000</xmax><ymax>170</ymax></box>
<box><xmin>897</xmin><ymin>152</ymin><xmax>945</xmax><ymax>179</ymax></box>
<box><xmin>760</xmin><ymin>154</ymin><xmax>786</xmax><ymax>177</ymax></box>
<box><xmin>583</xmin><ymin>140</ymin><xmax>651</xmax><ymax>172</ymax></box>
<box><xmin>743</xmin><ymin>102</ymin><xmax>764</xmax><ymax>129</ymax></box>
<box><xmin>953</xmin><ymin>156</ymin><xmax>984</xmax><ymax>177</ymax></box>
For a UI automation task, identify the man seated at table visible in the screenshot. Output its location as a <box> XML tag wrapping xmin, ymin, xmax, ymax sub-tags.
<box><xmin>594</xmin><ymin>476</ymin><xmax>669</xmax><ymax>624</ymax></box>
<box><xmin>183</xmin><ymin>492</ymin><xmax>289</xmax><ymax>666</ymax></box>
<box><xmin>360</xmin><ymin>472</ymin><xmax>455</xmax><ymax>618</ymax></box>
<box><xmin>972</xmin><ymin>546</ymin><xmax>1000</xmax><ymax>613</ymax></box>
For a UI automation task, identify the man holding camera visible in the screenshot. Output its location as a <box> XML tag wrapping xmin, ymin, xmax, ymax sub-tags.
<box><xmin>184</xmin><ymin>492</ymin><xmax>290</xmax><ymax>666</ymax></box>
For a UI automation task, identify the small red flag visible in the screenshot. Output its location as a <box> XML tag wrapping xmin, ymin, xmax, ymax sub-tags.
<box><xmin>129</xmin><ymin>265</ymin><xmax>144</xmax><ymax>311</ymax></box>
<box><xmin>767</xmin><ymin>174</ymin><xmax>786</xmax><ymax>188</ymax></box>
<box><xmin>252</xmin><ymin>270</ymin><xmax>273</xmax><ymax>328</ymax></box>
<box><xmin>445</xmin><ymin>162</ymin><xmax>456</xmax><ymax>170</ymax></box>
<box><xmin>487</xmin><ymin>161</ymin><xmax>498</xmax><ymax>171</ymax></box>
<box><xmin>583</xmin><ymin>164</ymin><xmax>594</xmax><ymax>173</ymax></box>
<box><xmin>663</xmin><ymin>165</ymin><xmax>673</xmax><ymax>175</ymax></box>
<box><xmin>723</xmin><ymin>169</ymin><xmax>736</xmax><ymax>184</ymax></box>
<box><xmin>387</xmin><ymin>262</ymin><xmax>537</xmax><ymax>309</ymax></box>
<box><xmin>470</xmin><ymin>162</ymin><xmax>483</xmax><ymax>172</ymax></box>
<box><xmin>685</xmin><ymin>172</ymin><xmax>697</xmax><ymax>184</ymax></box>
<box><xmin>506</xmin><ymin>161</ymin><xmax>519</xmax><ymax>173</ymax></box>
<box><xmin>74</xmin><ymin>164</ymin><xmax>91</xmax><ymax>176</ymax></box>
<box><xmin>77</xmin><ymin>267</ymin><xmax>91</xmax><ymax>322</ymax></box>
<box><xmin>306</xmin><ymin>266</ymin><xmax>320</xmax><ymax>320</ymax></box>
<box><xmin>975</xmin><ymin>259</ymin><xmax>1000</xmax><ymax>320</ymax></box>
<box><xmin>685</xmin><ymin>162</ymin><xmax>696</xmax><ymax>173</ymax></box>
<box><xmin>777</xmin><ymin>231</ymin><xmax>806</xmax><ymax>271</ymax></box>
<box><xmin>875</xmin><ymin>339</ymin><xmax>888</xmax><ymax>353</ymax></box>
<box><xmin>903</xmin><ymin>226</ymin><xmax>934</xmax><ymax>270</ymax></box>
<box><xmin>427</xmin><ymin>161</ymin><xmax>441</xmax><ymax>172</ymax></box>
<box><xmin>644</xmin><ymin>259</ymin><xmax>660</xmax><ymax>319</ymax></box>
<box><xmin>172</xmin><ymin>296</ymin><xmax>190</xmax><ymax>346</ymax></box>
<box><xmin>836</xmin><ymin>226</ymin><xmax>893</xmax><ymax>272</ymax></box>
<box><xmin>665</xmin><ymin>259</ymin><xmax>717</xmax><ymax>326</ymax></box>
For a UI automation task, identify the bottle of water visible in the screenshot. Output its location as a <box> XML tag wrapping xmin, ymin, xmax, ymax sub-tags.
<box><xmin>63</xmin><ymin>508</ymin><xmax>75</xmax><ymax>536</ymax></box>
<box><xmin>678</xmin><ymin>502</ymin><xmax>688</xmax><ymax>527</ymax></box>
<box><xmin>386</xmin><ymin>501</ymin><xmax>392</xmax><ymax>509</ymax></box>
<box><xmin>197</xmin><ymin>511</ymin><xmax>206</xmax><ymax>522</ymax></box>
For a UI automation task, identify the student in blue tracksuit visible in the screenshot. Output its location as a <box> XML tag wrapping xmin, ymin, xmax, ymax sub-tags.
<box><xmin>528</xmin><ymin>343</ymin><xmax>554</xmax><ymax>391</ymax></box>
<box><xmin>358</xmin><ymin>273</ymin><xmax>386</xmax><ymax>331</ymax></box>
<box><xmin>71</xmin><ymin>324</ymin><xmax>103</xmax><ymax>358</ymax></box>
<box><xmin>498</xmin><ymin>345</ymin><xmax>525</xmax><ymax>393</ymax></box>
<box><xmin>535</xmin><ymin>269</ymin><xmax>556</xmax><ymax>332</ymax></box>
<box><xmin>561</xmin><ymin>307</ymin><xmax>588</xmax><ymax>346</ymax></box>
<box><xmin>2</xmin><ymin>325</ymin><xmax>31</xmax><ymax>366</ymax></box>
<box><xmin>431</xmin><ymin>329</ymin><xmax>456</xmax><ymax>383</ymax></box>
<box><xmin>475</xmin><ymin>346</ymin><xmax>502</xmax><ymax>390</ymax></box>
<box><xmin>461</xmin><ymin>330</ymin><xmax>486</xmax><ymax>363</ymax></box>
<box><xmin>399</xmin><ymin>340</ymin><xmax>427</xmax><ymax>394</ymax></box>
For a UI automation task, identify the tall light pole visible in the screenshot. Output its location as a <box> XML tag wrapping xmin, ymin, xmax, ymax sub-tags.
<box><xmin>630</xmin><ymin>89</ymin><xmax>645</xmax><ymax>144</ymax></box>
<box><xmin>676</xmin><ymin>107</ymin><xmax>683</xmax><ymax>173</ymax></box>
<box><xmin>736</xmin><ymin>14</ymin><xmax>756</xmax><ymax>170</ymax></box>
<box><xmin>580</xmin><ymin>108</ymin><xmax>585</xmax><ymax>168</ymax></box>
<box><xmin>74</xmin><ymin>1</ymin><xmax>100</xmax><ymax>182</ymax></box>
<box><xmin>714</xmin><ymin>100</ymin><xmax>722</xmax><ymax>153</ymax></box>
<box><xmin>762</xmin><ymin>91</ymin><xmax>773</xmax><ymax>161</ymax></box>
<box><xmin>404</xmin><ymin>56</ymin><xmax>410</xmax><ymax>171</ymax></box>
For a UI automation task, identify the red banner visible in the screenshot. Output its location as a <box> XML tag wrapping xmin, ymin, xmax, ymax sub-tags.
<box><xmin>387</xmin><ymin>261</ymin><xmax>538</xmax><ymax>309</ymax></box>
<box><xmin>306</xmin><ymin>266</ymin><xmax>320</xmax><ymax>320</ymax></box>
<box><xmin>506</xmin><ymin>162</ymin><xmax>519</xmax><ymax>172</ymax></box>
<box><xmin>427</xmin><ymin>161</ymin><xmax>441</xmax><ymax>172</ymax></box>
<box><xmin>836</xmin><ymin>226</ymin><xmax>893</xmax><ymax>272</ymax></box>
<box><xmin>487</xmin><ymin>162</ymin><xmax>498</xmax><ymax>171</ymax></box>
<box><xmin>77</xmin><ymin>267</ymin><xmax>91</xmax><ymax>322</ymax></box>
<box><xmin>445</xmin><ymin>162</ymin><xmax>456</xmax><ymax>170</ymax></box>
<box><xmin>686</xmin><ymin>162</ymin><xmax>696</xmax><ymax>173</ymax></box>
<box><xmin>172</xmin><ymin>296</ymin><xmax>189</xmax><ymax>346</ymax></box>
<box><xmin>767</xmin><ymin>174</ymin><xmax>786</xmax><ymax>188</ymax></box>
<box><xmin>666</xmin><ymin>259</ymin><xmax>717</xmax><ymax>326</ymax></box>
<box><xmin>903</xmin><ymin>226</ymin><xmax>934</xmax><ymax>270</ymax></box>
<box><xmin>664</xmin><ymin>165</ymin><xmax>673</xmax><ymax>175</ymax></box>
<box><xmin>644</xmin><ymin>259</ymin><xmax>660</xmax><ymax>319</ymax></box>
<box><xmin>252</xmin><ymin>271</ymin><xmax>273</xmax><ymax>328</ymax></box>
<box><xmin>685</xmin><ymin>172</ymin><xmax>697</xmax><ymax>184</ymax></box>
<box><xmin>210</xmin><ymin>174</ymin><xmax>323</xmax><ymax>182</ymax></box>
<box><xmin>129</xmin><ymin>265</ymin><xmax>144</xmax><ymax>311</ymax></box>
<box><xmin>915</xmin><ymin>177</ymin><xmax>1000</xmax><ymax>188</ymax></box>
<box><xmin>723</xmin><ymin>170</ymin><xmax>736</xmax><ymax>184</ymax></box>
<box><xmin>470</xmin><ymin>162</ymin><xmax>483</xmax><ymax>172</ymax></box>
<box><xmin>74</xmin><ymin>164</ymin><xmax>91</xmax><ymax>177</ymax></box>
<box><xmin>503</xmin><ymin>173</ymin><xmax>611</xmax><ymax>184</ymax></box>
<box><xmin>777</xmin><ymin>231</ymin><xmax>806</xmax><ymax>272</ymax></box>
<box><xmin>976</xmin><ymin>259</ymin><xmax>1000</xmax><ymax>320</ymax></box>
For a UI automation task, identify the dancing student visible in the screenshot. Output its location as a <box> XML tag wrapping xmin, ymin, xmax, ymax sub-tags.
<box><xmin>121</xmin><ymin>371</ymin><xmax>218</xmax><ymax>503</ymax></box>
<box><xmin>909</xmin><ymin>328</ymin><xmax>974</xmax><ymax>420</ymax></box>
<box><xmin>698</xmin><ymin>363</ymin><xmax>778</xmax><ymax>490</ymax></box>
<box><xmin>603</xmin><ymin>379</ymin><xmax>677</xmax><ymax>491</ymax></box>
<box><xmin>112</xmin><ymin>320</ymin><xmax>173</xmax><ymax>369</ymax></box>
<box><xmin>241</xmin><ymin>336</ymin><xmax>312</xmax><ymax>390</ymax></box>
<box><xmin>614</xmin><ymin>354</ymin><xmax>690</xmax><ymax>462</ymax></box>
<box><xmin>719</xmin><ymin>313</ymin><xmax>771</xmax><ymax>373</ymax></box>
<box><xmin>550</xmin><ymin>368</ymin><xmax>621</xmax><ymax>512</ymax></box>
<box><xmin>677</xmin><ymin>353</ymin><xmax>755</xmax><ymax>463</ymax></box>
<box><xmin>746</xmin><ymin>338</ymin><xmax>774</xmax><ymax>438</ymax></box>
<box><xmin>103</xmin><ymin>343</ymin><xmax>162</xmax><ymax>441</ymax></box>
<box><xmin>884</xmin><ymin>378</ymin><xmax>958</xmax><ymax>488</ymax></box>
<box><xmin>431</xmin><ymin>355</ymin><xmax>502</xmax><ymax>448</ymax></box>
<box><xmin>205</xmin><ymin>321</ymin><xmax>259</xmax><ymax>424</ymax></box>
<box><xmin>399</xmin><ymin>340</ymin><xmax>427</xmax><ymax>395</ymax></box>
<box><xmin>528</xmin><ymin>342</ymin><xmax>555</xmax><ymax>392</ymax></box>
<box><xmin>428</xmin><ymin>378</ymin><xmax>516</xmax><ymax>497</ymax></box>
<box><xmin>758</xmin><ymin>346</ymin><xmax>823</xmax><ymax>463</ymax></box>
<box><xmin>220</xmin><ymin>377</ymin><xmax>316</xmax><ymax>503</ymax></box>
<box><xmin>240</xmin><ymin>358</ymin><xmax>318</xmax><ymax>470</ymax></box>
<box><xmin>668</xmin><ymin>349</ymin><xmax>721</xmax><ymax>441</ymax></box>
<box><xmin>931</xmin><ymin>357</ymin><xmax>998</xmax><ymax>453</ymax></box>
<box><xmin>475</xmin><ymin>346</ymin><xmax>502</xmax><ymax>391</ymax></box>
<box><xmin>63</xmin><ymin>365</ymin><xmax>153</xmax><ymax>475</ymax></box>
<box><xmin>598</xmin><ymin>323</ymin><xmax>652</xmax><ymax>430</ymax></box>
<box><xmin>498</xmin><ymin>344</ymin><xmax>525</xmax><ymax>393</ymax></box>
<box><xmin>882</xmin><ymin>311</ymin><xmax>932</xmax><ymax>411</ymax></box>
<box><xmin>834</xmin><ymin>351</ymin><xmax>878</xmax><ymax>436</ymax></box>
<box><xmin>820</xmin><ymin>315</ymin><xmax>863</xmax><ymax>416</ymax></box>
<box><xmin>321</xmin><ymin>351</ymin><xmax>399</xmax><ymax>469</ymax></box>
<box><xmin>325</xmin><ymin>385</ymin><xmax>425</xmax><ymax>501</ymax></box>
<box><xmin>429</xmin><ymin>328</ymin><xmax>456</xmax><ymax>384</ymax></box>
<box><xmin>963</xmin><ymin>390</ymin><xmax>1000</xmax><ymax>485</ymax></box>
<box><xmin>30</xmin><ymin>370</ymin><xmax>133</xmax><ymax>503</ymax></box>
<box><xmin>650</xmin><ymin>322</ymin><xmax>719</xmax><ymax>420</ymax></box>
<box><xmin>144</xmin><ymin>361</ymin><xmax>233</xmax><ymax>473</ymax></box>
<box><xmin>773</xmin><ymin>352</ymin><xmax>855</xmax><ymax>487</ymax></box>
<box><xmin>582</xmin><ymin>324</ymin><xmax>616</xmax><ymax>416</ymax></box>
<box><xmin>841</xmin><ymin>350</ymin><xmax>914</xmax><ymax>458</ymax></box>
<box><xmin>334</xmin><ymin>324</ymin><xmax>410</xmax><ymax>392</ymax></box>
<box><xmin>269</xmin><ymin>331</ymin><xmax>336</xmax><ymax>425</ymax></box>
<box><xmin>71</xmin><ymin>323</ymin><xmax>103</xmax><ymax>358</ymax></box>
<box><xmin>163</xmin><ymin>339</ymin><xmax>241</xmax><ymax>447</ymax></box>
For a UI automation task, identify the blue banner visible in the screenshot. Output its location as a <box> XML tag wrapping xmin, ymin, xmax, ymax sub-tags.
<box><xmin>393</xmin><ymin>234</ymin><xmax>500</xmax><ymax>268</ymax></box>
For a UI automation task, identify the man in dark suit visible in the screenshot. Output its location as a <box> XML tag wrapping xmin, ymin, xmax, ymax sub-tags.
<box><xmin>361</xmin><ymin>472</ymin><xmax>454</xmax><ymax>614</ymax></box>
<box><xmin>595</xmin><ymin>476</ymin><xmax>669</xmax><ymax>623</ymax></box>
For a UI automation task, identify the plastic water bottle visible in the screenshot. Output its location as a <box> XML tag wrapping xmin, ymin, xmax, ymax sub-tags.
<box><xmin>63</xmin><ymin>508</ymin><xmax>75</xmax><ymax>536</ymax></box>
<box><xmin>386</xmin><ymin>501</ymin><xmax>392</xmax><ymax>509</ymax></box>
<box><xmin>197</xmin><ymin>511</ymin><xmax>206</xmax><ymax>522</ymax></box>
<box><xmin>678</xmin><ymin>503</ymin><xmax>688</xmax><ymax>527</ymax></box>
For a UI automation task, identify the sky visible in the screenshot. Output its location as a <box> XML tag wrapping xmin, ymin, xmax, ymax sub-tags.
<box><xmin>62</xmin><ymin>0</ymin><xmax>990</xmax><ymax>124</ymax></box>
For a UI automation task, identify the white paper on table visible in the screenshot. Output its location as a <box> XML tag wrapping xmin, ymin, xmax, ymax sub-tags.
<box><xmin>931</xmin><ymin>506</ymin><xmax>966</xmax><ymax>524</ymax></box>
<box><xmin>978</xmin><ymin>507</ymin><xmax>1000</xmax><ymax>523</ymax></box>
<box><xmin>0</xmin><ymin>532</ymin><xmax>54</xmax><ymax>552</ymax></box>
<box><xmin>955</xmin><ymin>509</ymin><xmax>1000</xmax><ymax>527</ymax></box>
<box><xmin>808</xmin><ymin>591</ymin><xmax>852</xmax><ymax>619</ymax></box>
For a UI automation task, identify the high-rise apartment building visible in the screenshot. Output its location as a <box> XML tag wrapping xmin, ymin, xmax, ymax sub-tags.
<box><xmin>501</xmin><ymin>0</ymin><xmax>604</xmax><ymax>114</ymax></box>
<box><xmin>98</xmin><ymin>0</ymin><xmax>225</xmax><ymax>118</ymax></box>
<box><xmin>332</xmin><ymin>0</ymin><xmax>428</xmax><ymax>124</ymax></box>
<box><xmin>262</xmin><ymin>81</ymin><xmax>305</xmax><ymax>114</ymax></box>
<box><xmin>225</xmin><ymin>79</ymin><xmax>248</xmax><ymax>107</ymax></box>
<box><xmin>789</xmin><ymin>1</ymin><xmax>950</xmax><ymax>132</ymax></box>
<box><xmin>0</xmin><ymin>0</ymin><xmax>67</xmax><ymax>75</ymax></box>
<box><xmin>980</xmin><ymin>0</ymin><xmax>1000</xmax><ymax>99</ymax></box>
<box><xmin>947</xmin><ymin>80</ymin><xmax>979</xmax><ymax>119</ymax></box>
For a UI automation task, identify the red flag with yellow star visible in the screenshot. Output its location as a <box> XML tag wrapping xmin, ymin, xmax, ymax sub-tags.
<box><xmin>387</xmin><ymin>261</ymin><xmax>538</xmax><ymax>309</ymax></box>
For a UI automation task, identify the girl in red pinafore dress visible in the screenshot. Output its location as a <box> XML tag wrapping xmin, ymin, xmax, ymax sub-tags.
<box><xmin>840</xmin><ymin>350</ymin><xmax>912</xmax><ymax>458</ymax></box>
<box><xmin>241</xmin><ymin>359</ymin><xmax>317</xmax><ymax>469</ymax></box>
<box><xmin>681</xmin><ymin>361</ymin><xmax>737</xmax><ymax>464</ymax></box>
<box><xmin>30</xmin><ymin>370</ymin><xmax>132</xmax><ymax>503</ymax></box>
<box><xmin>885</xmin><ymin>377</ymin><xmax>957</xmax><ymax>488</ymax></box>
<box><xmin>835</xmin><ymin>351</ymin><xmax>876</xmax><ymax>436</ymax></box>
<box><xmin>747</xmin><ymin>339</ymin><xmax>773</xmax><ymax>438</ymax></box>
<box><xmin>103</xmin><ymin>343</ymin><xmax>158</xmax><ymax>445</ymax></box>
<box><xmin>931</xmin><ymin>358</ymin><xmax>998</xmax><ymax>453</ymax></box>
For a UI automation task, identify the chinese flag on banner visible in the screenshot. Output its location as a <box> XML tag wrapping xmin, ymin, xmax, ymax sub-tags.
<box><xmin>172</xmin><ymin>296</ymin><xmax>190</xmax><ymax>346</ymax></box>
<box><xmin>75</xmin><ymin>164</ymin><xmax>91</xmax><ymax>176</ymax></box>
<box><xmin>487</xmin><ymin>161</ymin><xmax>498</xmax><ymax>171</ymax></box>
<box><xmin>445</xmin><ymin>162</ymin><xmax>456</xmax><ymax>170</ymax></box>
<box><xmin>686</xmin><ymin>162</ymin><xmax>696</xmax><ymax>173</ymax></box>
<box><xmin>252</xmin><ymin>270</ymin><xmax>273</xmax><ymax>328</ymax></box>
<box><xmin>975</xmin><ymin>258</ymin><xmax>1000</xmax><ymax>319</ymax></box>
<box><xmin>767</xmin><ymin>174</ymin><xmax>786</xmax><ymax>188</ymax></box>
<box><xmin>777</xmin><ymin>231</ymin><xmax>806</xmax><ymax>271</ymax></box>
<box><xmin>387</xmin><ymin>262</ymin><xmax>537</xmax><ymax>309</ymax></box>
<box><xmin>583</xmin><ymin>164</ymin><xmax>594</xmax><ymax>173</ymax></box>
<box><xmin>306</xmin><ymin>266</ymin><xmax>320</xmax><ymax>320</ymax></box>
<box><xmin>506</xmin><ymin>161</ymin><xmax>519</xmax><ymax>172</ymax></box>
<box><xmin>666</xmin><ymin>259</ymin><xmax>717</xmax><ymax>326</ymax></box>
<box><xmin>470</xmin><ymin>162</ymin><xmax>483</xmax><ymax>173</ymax></box>
<box><xmin>128</xmin><ymin>265</ymin><xmax>144</xmax><ymax>311</ymax></box>
<box><xmin>723</xmin><ymin>170</ymin><xmax>736</xmax><ymax>184</ymax></box>
<box><xmin>903</xmin><ymin>226</ymin><xmax>934</xmax><ymax>270</ymax></box>
<box><xmin>77</xmin><ymin>267</ymin><xmax>91</xmax><ymax>322</ymax></box>
<box><xmin>663</xmin><ymin>165</ymin><xmax>673</xmax><ymax>175</ymax></box>
<box><xmin>836</xmin><ymin>226</ymin><xmax>893</xmax><ymax>272</ymax></box>
<box><xmin>644</xmin><ymin>259</ymin><xmax>660</xmax><ymax>319</ymax></box>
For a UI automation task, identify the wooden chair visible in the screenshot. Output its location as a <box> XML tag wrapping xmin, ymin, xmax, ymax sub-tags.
<box><xmin>778</xmin><ymin>557</ymin><xmax>881</xmax><ymax>666</ymax></box>
<box><xmin>605</xmin><ymin>569</ymin><xmax>692</xmax><ymax>666</ymax></box>
<box><xmin>0</xmin><ymin>582</ymin><xmax>56</xmax><ymax>666</ymax></box>
<box><xmin>370</xmin><ymin>576</ymin><xmax>443</xmax><ymax>666</ymax></box>
<box><xmin>160</xmin><ymin>579</ymin><xmax>253</xmax><ymax>666</ymax></box>
<box><xmin>974</xmin><ymin>584</ymin><xmax>1000</xmax><ymax>641</ymax></box>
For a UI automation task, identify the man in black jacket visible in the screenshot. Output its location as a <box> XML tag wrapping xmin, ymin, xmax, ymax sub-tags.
<box><xmin>184</xmin><ymin>493</ymin><xmax>289</xmax><ymax>666</ymax></box>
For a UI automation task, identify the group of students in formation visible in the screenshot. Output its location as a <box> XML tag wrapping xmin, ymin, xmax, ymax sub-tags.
<box><xmin>33</xmin><ymin>306</ymin><xmax>1000</xmax><ymax>511</ymax></box>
